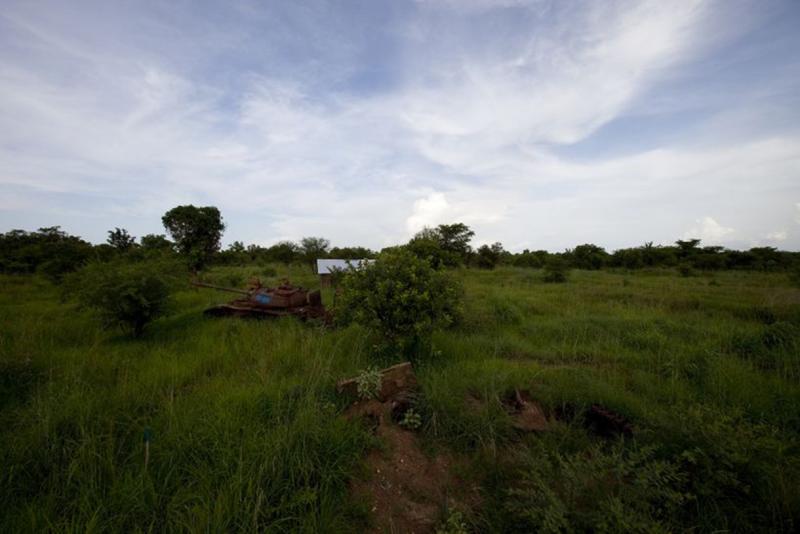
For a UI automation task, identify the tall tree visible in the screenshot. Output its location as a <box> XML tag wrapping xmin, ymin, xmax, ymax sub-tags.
<box><xmin>162</xmin><ymin>205</ymin><xmax>225</xmax><ymax>270</ymax></box>
<box><xmin>107</xmin><ymin>228</ymin><xmax>136</xmax><ymax>251</ymax></box>
<box><xmin>435</xmin><ymin>223</ymin><xmax>474</xmax><ymax>260</ymax></box>
<box><xmin>300</xmin><ymin>237</ymin><xmax>330</xmax><ymax>270</ymax></box>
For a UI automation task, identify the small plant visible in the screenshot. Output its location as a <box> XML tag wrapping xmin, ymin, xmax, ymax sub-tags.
<box><xmin>399</xmin><ymin>408</ymin><xmax>422</xmax><ymax>430</ymax></box>
<box><xmin>436</xmin><ymin>510</ymin><xmax>468</xmax><ymax>534</ymax></box>
<box><xmin>261</xmin><ymin>266</ymin><xmax>277</xmax><ymax>278</ymax></box>
<box><xmin>355</xmin><ymin>367</ymin><xmax>382</xmax><ymax>399</ymax></box>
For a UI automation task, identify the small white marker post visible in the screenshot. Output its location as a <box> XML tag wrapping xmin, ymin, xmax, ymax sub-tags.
<box><xmin>143</xmin><ymin>427</ymin><xmax>152</xmax><ymax>471</ymax></box>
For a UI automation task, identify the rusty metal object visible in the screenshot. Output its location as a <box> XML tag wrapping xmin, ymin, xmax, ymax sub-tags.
<box><xmin>192</xmin><ymin>278</ymin><xmax>328</xmax><ymax>322</ymax></box>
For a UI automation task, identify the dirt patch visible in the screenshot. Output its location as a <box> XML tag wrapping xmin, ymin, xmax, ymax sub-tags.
<box><xmin>343</xmin><ymin>363</ymin><xmax>477</xmax><ymax>533</ymax></box>
<box><xmin>466</xmin><ymin>389</ymin><xmax>549</xmax><ymax>434</ymax></box>
<box><xmin>501</xmin><ymin>389</ymin><xmax>548</xmax><ymax>432</ymax></box>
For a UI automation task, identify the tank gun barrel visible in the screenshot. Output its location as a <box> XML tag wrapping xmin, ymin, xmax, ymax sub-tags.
<box><xmin>191</xmin><ymin>281</ymin><xmax>250</xmax><ymax>295</ymax></box>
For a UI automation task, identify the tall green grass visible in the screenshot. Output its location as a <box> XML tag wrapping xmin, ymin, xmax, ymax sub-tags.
<box><xmin>1</xmin><ymin>267</ymin><xmax>799</xmax><ymax>531</ymax></box>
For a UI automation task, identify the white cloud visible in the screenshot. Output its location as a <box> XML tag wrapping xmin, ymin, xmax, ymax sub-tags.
<box><xmin>406</xmin><ymin>192</ymin><xmax>450</xmax><ymax>235</ymax></box>
<box><xmin>765</xmin><ymin>230</ymin><xmax>787</xmax><ymax>242</ymax></box>
<box><xmin>684</xmin><ymin>217</ymin><xmax>734</xmax><ymax>244</ymax></box>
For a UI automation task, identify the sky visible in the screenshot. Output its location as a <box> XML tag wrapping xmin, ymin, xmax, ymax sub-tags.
<box><xmin>1</xmin><ymin>0</ymin><xmax>799</xmax><ymax>252</ymax></box>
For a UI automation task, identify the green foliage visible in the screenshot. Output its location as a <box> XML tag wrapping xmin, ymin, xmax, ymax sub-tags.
<box><xmin>399</xmin><ymin>408</ymin><xmax>422</xmax><ymax>429</ymax></box>
<box><xmin>408</xmin><ymin>223</ymin><xmax>475</xmax><ymax>267</ymax></box>
<box><xmin>2</xmin><ymin>264</ymin><xmax>799</xmax><ymax>532</ymax></box>
<box><xmin>0</xmin><ymin>227</ymin><xmax>93</xmax><ymax>281</ymax></box>
<box><xmin>475</xmin><ymin>242</ymin><xmax>504</xmax><ymax>269</ymax></box>
<box><xmin>301</xmin><ymin>237</ymin><xmax>330</xmax><ymax>268</ymax></box>
<box><xmin>436</xmin><ymin>510</ymin><xmax>469</xmax><ymax>534</ymax></box>
<box><xmin>139</xmin><ymin>233</ymin><xmax>173</xmax><ymax>254</ymax></box>
<box><xmin>506</xmin><ymin>443</ymin><xmax>689</xmax><ymax>534</ymax></box>
<box><xmin>406</xmin><ymin>235</ymin><xmax>459</xmax><ymax>269</ymax></box>
<box><xmin>542</xmin><ymin>256</ymin><xmax>569</xmax><ymax>283</ymax></box>
<box><xmin>69</xmin><ymin>259</ymin><xmax>180</xmax><ymax>336</ymax></box>
<box><xmin>355</xmin><ymin>367</ymin><xmax>382</xmax><ymax>399</ymax></box>
<box><xmin>337</xmin><ymin>249</ymin><xmax>462</xmax><ymax>356</ymax></box>
<box><xmin>106</xmin><ymin>227</ymin><xmax>136</xmax><ymax>251</ymax></box>
<box><xmin>328</xmin><ymin>245</ymin><xmax>376</xmax><ymax>259</ymax></box>
<box><xmin>567</xmin><ymin>243</ymin><xmax>609</xmax><ymax>270</ymax></box>
<box><xmin>162</xmin><ymin>205</ymin><xmax>225</xmax><ymax>271</ymax></box>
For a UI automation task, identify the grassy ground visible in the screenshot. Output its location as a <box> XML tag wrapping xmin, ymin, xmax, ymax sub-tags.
<box><xmin>1</xmin><ymin>266</ymin><xmax>798</xmax><ymax>532</ymax></box>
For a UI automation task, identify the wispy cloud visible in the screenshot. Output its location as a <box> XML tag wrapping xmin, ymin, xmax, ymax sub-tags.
<box><xmin>1</xmin><ymin>0</ymin><xmax>798</xmax><ymax>250</ymax></box>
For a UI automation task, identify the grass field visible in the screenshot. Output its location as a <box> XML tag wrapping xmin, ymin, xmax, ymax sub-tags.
<box><xmin>1</xmin><ymin>266</ymin><xmax>799</xmax><ymax>532</ymax></box>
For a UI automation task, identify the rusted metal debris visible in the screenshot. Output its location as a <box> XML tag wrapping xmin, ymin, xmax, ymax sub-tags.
<box><xmin>192</xmin><ymin>278</ymin><xmax>329</xmax><ymax>322</ymax></box>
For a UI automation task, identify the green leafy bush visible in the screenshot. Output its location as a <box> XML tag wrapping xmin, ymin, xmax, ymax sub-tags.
<box><xmin>542</xmin><ymin>257</ymin><xmax>569</xmax><ymax>283</ymax></box>
<box><xmin>337</xmin><ymin>249</ymin><xmax>462</xmax><ymax>356</ymax></box>
<box><xmin>69</xmin><ymin>259</ymin><xmax>181</xmax><ymax>336</ymax></box>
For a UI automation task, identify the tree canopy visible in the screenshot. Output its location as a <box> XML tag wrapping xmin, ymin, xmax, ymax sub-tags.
<box><xmin>161</xmin><ymin>205</ymin><xmax>225</xmax><ymax>270</ymax></box>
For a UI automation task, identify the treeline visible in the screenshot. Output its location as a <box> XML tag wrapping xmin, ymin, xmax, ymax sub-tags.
<box><xmin>1</xmin><ymin>205</ymin><xmax>798</xmax><ymax>283</ymax></box>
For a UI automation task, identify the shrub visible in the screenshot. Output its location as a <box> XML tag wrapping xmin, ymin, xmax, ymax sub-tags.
<box><xmin>542</xmin><ymin>257</ymin><xmax>569</xmax><ymax>283</ymax></box>
<box><xmin>678</xmin><ymin>263</ymin><xmax>695</xmax><ymax>277</ymax></box>
<box><xmin>69</xmin><ymin>259</ymin><xmax>181</xmax><ymax>336</ymax></box>
<box><xmin>337</xmin><ymin>249</ymin><xmax>461</xmax><ymax>356</ymax></box>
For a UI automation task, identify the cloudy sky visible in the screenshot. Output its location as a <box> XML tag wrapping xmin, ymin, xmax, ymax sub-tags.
<box><xmin>1</xmin><ymin>0</ymin><xmax>799</xmax><ymax>251</ymax></box>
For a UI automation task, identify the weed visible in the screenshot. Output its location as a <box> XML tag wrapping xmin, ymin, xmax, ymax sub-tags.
<box><xmin>355</xmin><ymin>367</ymin><xmax>382</xmax><ymax>399</ymax></box>
<box><xmin>399</xmin><ymin>408</ymin><xmax>422</xmax><ymax>430</ymax></box>
<box><xmin>436</xmin><ymin>510</ymin><xmax>469</xmax><ymax>534</ymax></box>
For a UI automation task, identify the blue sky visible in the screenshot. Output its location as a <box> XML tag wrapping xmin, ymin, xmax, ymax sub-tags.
<box><xmin>1</xmin><ymin>0</ymin><xmax>799</xmax><ymax>251</ymax></box>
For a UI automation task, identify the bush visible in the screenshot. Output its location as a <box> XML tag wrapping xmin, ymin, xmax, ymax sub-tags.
<box><xmin>678</xmin><ymin>263</ymin><xmax>695</xmax><ymax>277</ymax></box>
<box><xmin>337</xmin><ymin>249</ymin><xmax>461</xmax><ymax>356</ymax></box>
<box><xmin>68</xmin><ymin>259</ymin><xmax>181</xmax><ymax>336</ymax></box>
<box><xmin>542</xmin><ymin>257</ymin><xmax>569</xmax><ymax>283</ymax></box>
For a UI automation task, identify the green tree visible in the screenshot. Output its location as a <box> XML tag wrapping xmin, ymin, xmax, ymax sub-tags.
<box><xmin>337</xmin><ymin>248</ymin><xmax>461</xmax><ymax>356</ymax></box>
<box><xmin>568</xmin><ymin>244</ymin><xmax>608</xmax><ymax>270</ymax></box>
<box><xmin>140</xmin><ymin>234</ymin><xmax>173</xmax><ymax>252</ymax></box>
<box><xmin>265</xmin><ymin>241</ymin><xmax>300</xmax><ymax>264</ymax></box>
<box><xmin>475</xmin><ymin>242</ymin><xmax>504</xmax><ymax>269</ymax></box>
<box><xmin>408</xmin><ymin>222</ymin><xmax>474</xmax><ymax>267</ymax></box>
<box><xmin>161</xmin><ymin>205</ymin><xmax>225</xmax><ymax>271</ymax></box>
<box><xmin>107</xmin><ymin>228</ymin><xmax>136</xmax><ymax>251</ymax></box>
<box><xmin>300</xmin><ymin>237</ymin><xmax>330</xmax><ymax>270</ymax></box>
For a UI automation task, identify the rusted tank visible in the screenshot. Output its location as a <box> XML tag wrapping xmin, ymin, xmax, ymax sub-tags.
<box><xmin>192</xmin><ymin>279</ymin><xmax>328</xmax><ymax>321</ymax></box>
